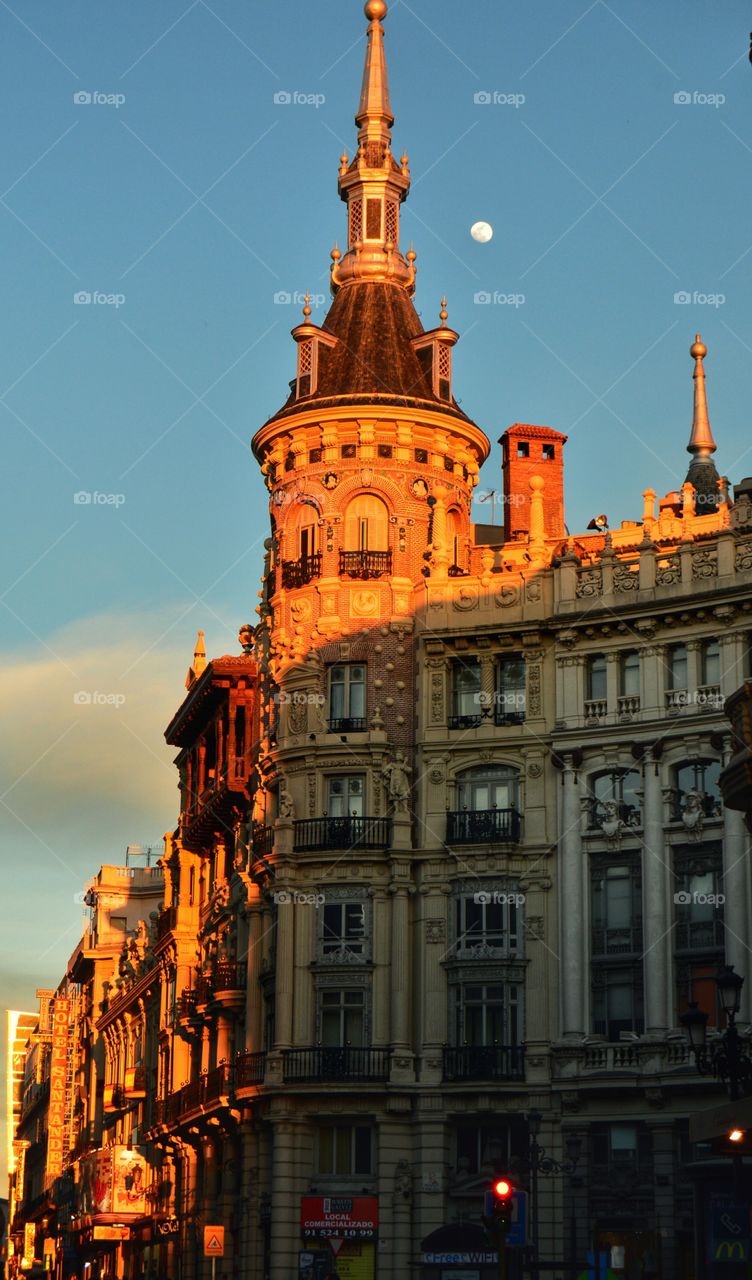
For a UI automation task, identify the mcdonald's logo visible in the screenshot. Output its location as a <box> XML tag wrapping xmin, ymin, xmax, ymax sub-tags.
<box><xmin>715</xmin><ymin>1240</ymin><xmax>747</xmax><ymax>1261</ymax></box>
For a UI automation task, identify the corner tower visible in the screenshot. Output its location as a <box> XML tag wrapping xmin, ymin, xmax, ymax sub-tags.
<box><xmin>251</xmin><ymin>0</ymin><xmax>490</xmax><ymax>701</ymax></box>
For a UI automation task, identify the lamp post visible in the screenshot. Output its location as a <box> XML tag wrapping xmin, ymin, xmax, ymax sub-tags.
<box><xmin>512</xmin><ymin>1112</ymin><xmax>582</xmax><ymax>1280</ymax></box>
<box><xmin>680</xmin><ymin>965</ymin><xmax>752</xmax><ymax>1100</ymax></box>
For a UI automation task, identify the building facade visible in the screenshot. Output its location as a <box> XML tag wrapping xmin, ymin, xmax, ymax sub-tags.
<box><xmin>9</xmin><ymin>4</ymin><xmax>752</xmax><ymax>1279</ymax></box>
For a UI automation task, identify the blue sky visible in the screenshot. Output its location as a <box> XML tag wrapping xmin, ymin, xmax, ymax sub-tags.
<box><xmin>1</xmin><ymin>0</ymin><xmax>751</xmax><ymax>1151</ymax></box>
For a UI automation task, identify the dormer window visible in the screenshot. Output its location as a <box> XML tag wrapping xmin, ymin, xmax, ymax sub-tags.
<box><xmin>412</xmin><ymin>328</ymin><xmax>458</xmax><ymax>403</ymax></box>
<box><xmin>292</xmin><ymin>323</ymin><xmax>338</xmax><ymax>400</ymax></box>
<box><xmin>297</xmin><ymin>338</ymin><xmax>313</xmax><ymax>398</ymax></box>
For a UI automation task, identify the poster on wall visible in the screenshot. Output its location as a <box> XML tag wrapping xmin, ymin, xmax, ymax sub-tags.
<box><xmin>112</xmin><ymin>1146</ymin><xmax>148</xmax><ymax>1215</ymax></box>
<box><xmin>331</xmin><ymin>1242</ymin><xmax>375</xmax><ymax>1280</ymax></box>
<box><xmin>78</xmin><ymin>1147</ymin><xmax>114</xmax><ymax>1214</ymax></box>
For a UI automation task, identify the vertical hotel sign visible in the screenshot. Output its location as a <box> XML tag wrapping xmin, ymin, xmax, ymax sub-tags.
<box><xmin>45</xmin><ymin>997</ymin><xmax>70</xmax><ymax>1180</ymax></box>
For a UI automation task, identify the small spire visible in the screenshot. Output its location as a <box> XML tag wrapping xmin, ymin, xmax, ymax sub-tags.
<box><xmin>302</xmin><ymin>293</ymin><xmax>312</xmax><ymax>321</ymax></box>
<box><xmin>439</xmin><ymin>296</ymin><xmax>448</xmax><ymax>328</ymax></box>
<box><xmin>357</xmin><ymin>2</ymin><xmax>393</xmax><ymax>147</ymax></box>
<box><xmin>185</xmin><ymin>629</ymin><xmax>207</xmax><ymax>689</ymax></box>
<box><xmin>687</xmin><ymin>334</ymin><xmax>717</xmax><ymax>457</ymax></box>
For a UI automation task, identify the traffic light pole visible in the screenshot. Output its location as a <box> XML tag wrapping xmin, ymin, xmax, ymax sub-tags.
<box><xmin>497</xmin><ymin>1215</ymin><xmax>509</xmax><ymax>1280</ymax></box>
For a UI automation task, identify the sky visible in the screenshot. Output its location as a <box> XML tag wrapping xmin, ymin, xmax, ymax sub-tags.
<box><xmin>2</xmin><ymin>0</ymin><xmax>752</xmax><ymax>1170</ymax></box>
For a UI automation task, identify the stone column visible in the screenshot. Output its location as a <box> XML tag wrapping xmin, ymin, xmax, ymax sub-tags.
<box><xmin>244</xmin><ymin>894</ymin><xmax>265</xmax><ymax>1051</ymax></box>
<box><xmin>560</xmin><ymin>758</ymin><xmax>586</xmax><ymax>1037</ymax></box>
<box><xmin>292</xmin><ymin>896</ymin><xmax>316</xmax><ymax>1045</ymax></box>
<box><xmin>479</xmin><ymin>652</ymin><xmax>496</xmax><ymax>718</ymax></box>
<box><xmin>418</xmin><ymin>884</ymin><xmax>450</xmax><ymax>1080</ymax></box>
<box><xmin>215</xmin><ymin>1014</ymin><xmax>232</xmax><ymax>1065</ymax></box>
<box><xmin>641</xmin><ymin>643</ymin><xmax>664</xmax><ymax>718</ymax></box>
<box><xmin>642</xmin><ymin>747</ymin><xmax>670</xmax><ymax>1033</ymax></box>
<box><xmin>606</xmin><ymin>651</ymin><xmax>619</xmax><ymax>716</ymax></box>
<box><xmin>724</xmin><ymin>798</ymin><xmax>752</xmax><ymax>1024</ymax></box>
<box><xmin>370</xmin><ymin>888</ymin><xmax>391</xmax><ymax>1044</ymax></box>
<box><xmin>200</xmin><ymin>1023</ymin><xmax>211</xmax><ymax>1074</ymax></box>
<box><xmin>719</xmin><ymin>630</ymin><xmax>743</xmax><ymax>698</ymax></box>
<box><xmin>274</xmin><ymin>894</ymin><xmax>295</xmax><ymax>1050</ymax></box>
<box><xmin>685</xmin><ymin>639</ymin><xmax>701</xmax><ymax>699</ymax></box>
<box><xmin>389</xmin><ymin>880</ymin><xmax>412</xmax><ymax>1063</ymax></box>
<box><xmin>269</xmin><ymin>1117</ymin><xmax>301</xmax><ymax>1280</ymax></box>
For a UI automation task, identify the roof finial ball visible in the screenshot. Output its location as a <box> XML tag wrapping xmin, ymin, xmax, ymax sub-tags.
<box><xmin>691</xmin><ymin>333</ymin><xmax>707</xmax><ymax>361</ymax></box>
<box><xmin>364</xmin><ymin>0</ymin><xmax>388</xmax><ymax>22</ymax></box>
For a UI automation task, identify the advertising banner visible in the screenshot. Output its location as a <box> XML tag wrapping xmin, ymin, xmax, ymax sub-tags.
<box><xmin>78</xmin><ymin>1147</ymin><xmax>114</xmax><ymax>1214</ymax></box>
<box><xmin>112</xmin><ymin>1146</ymin><xmax>148</xmax><ymax>1215</ymax></box>
<box><xmin>45</xmin><ymin>997</ymin><xmax>70</xmax><ymax>1181</ymax></box>
<box><xmin>300</xmin><ymin>1197</ymin><xmax>378</xmax><ymax>1241</ymax></box>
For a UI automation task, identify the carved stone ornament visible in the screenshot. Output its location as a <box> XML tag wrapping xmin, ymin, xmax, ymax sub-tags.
<box><xmin>425</xmin><ymin>919</ymin><xmax>446</xmax><ymax>944</ymax></box>
<box><xmin>494</xmin><ymin>585</ymin><xmax>520</xmax><ymax>608</ymax></box>
<box><xmin>453</xmin><ymin>584</ymin><xmax>479</xmax><ymax>611</ymax></box>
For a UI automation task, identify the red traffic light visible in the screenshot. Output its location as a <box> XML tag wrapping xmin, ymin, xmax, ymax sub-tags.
<box><xmin>492</xmin><ymin>1178</ymin><xmax>514</xmax><ymax>1200</ymax></box>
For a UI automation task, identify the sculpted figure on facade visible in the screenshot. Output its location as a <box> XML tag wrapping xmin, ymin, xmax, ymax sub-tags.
<box><xmin>382</xmin><ymin>751</ymin><xmax>412</xmax><ymax>813</ymax></box>
<box><xmin>680</xmin><ymin>789</ymin><xmax>704</xmax><ymax>839</ymax></box>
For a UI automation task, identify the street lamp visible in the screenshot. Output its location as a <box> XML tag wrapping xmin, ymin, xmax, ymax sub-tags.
<box><xmin>680</xmin><ymin>965</ymin><xmax>752</xmax><ymax>1100</ymax></box>
<box><xmin>510</xmin><ymin>1112</ymin><xmax>582</xmax><ymax>1279</ymax></box>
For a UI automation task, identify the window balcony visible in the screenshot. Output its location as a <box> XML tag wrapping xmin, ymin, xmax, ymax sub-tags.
<box><xmin>448</xmin><ymin>714</ymin><xmax>484</xmax><ymax>731</ymax></box>
<box><xmin>252</xmin><ymin>824</ymin><xmax>274</xmax><ymax>858</ymax></box>
<box><xmin>293</xmin><ymin>816</ymin><xmax>392</xmax><ymax>852</ymax></box>
<box><xmin>156</xmin><ymin>905</ymin><xmax>178</xmax><ymax>940</ymax></box>
<box><xmin>446</xmin><ymin>809</ymin><xmax>521</xmax><ymax>846</ymax></box>
<box><xmin>328</xmin><ymin>717</ymin><xmax>368</xmax><ymax>733</ymax></box>
<box><xmin>442</xmin><ymin>1045</ymin><xmax>525</xmax><ymax>1082</ymax></box>
<box><xmin>124</xmin><ymin>1065</ymin><xmax>147</xmax><ymax>1098</ymax></box>
<box><xmin>494</xmin><ymin>708</ymin><xmax>525</xmax><ymax>727</ymax></box>
<box><xmin>665</xmin><ymin>688</ymin><xmax>689</xmax><ymax>714</ymax></box>
<box><xmin>281</xmin><ymin>1046</ymin><xmax>391</xmax><ymax>1083</ymax></box>
<box><xmin>339</xmin><ymin>550</ymin><xmax>392</xmax><ymax>579</ymax></box>
<box><xmin>617</xmin><ymin>694</ymin><xmax>640</xmax><ymax>719</ymax></box>
<box><xmin>585</xmin><ymin>698</ymin><xmax>608</xmax><ymax>723</ymax></box>
<box><xmin>697</xmin><ymin>683</ymin><xmax>722</xmax><ymax>712</ymax></box>
<box><xmin>281</xmin><ymin>553</ymin><xmax>322</xmax><ymax>589</ymax></box>
<box><xmin>103</xmin><ymin>1084</ymin><xmax>124</xmax><ymax>1112</ymax></box>
<box><xmin>236</xmin><ymin>1050</ymin><xmax>266</xmax><ymax>1088</ymax></box>
<box><xmin>214</xmin><ymin>962</ymin><xmax>246</xmax><ymax>994</ymax></box>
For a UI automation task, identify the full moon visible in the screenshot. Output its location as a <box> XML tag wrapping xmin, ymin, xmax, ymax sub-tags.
<box><xmin>470</xmin><ymin>221</ymin><xmax>494</xmax><ymax>243</ymax></box>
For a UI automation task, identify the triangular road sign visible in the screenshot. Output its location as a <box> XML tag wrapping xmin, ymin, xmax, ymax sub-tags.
<box><xmin>204</xmin><ymin>1226</ymin><xmax>225</xmax><ymax>1257</ymax></box>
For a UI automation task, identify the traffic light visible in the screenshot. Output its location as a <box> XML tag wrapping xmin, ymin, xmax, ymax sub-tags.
<box><xmin>489</xmin><ymin>1176</ymin><xmax>516</xmax><ymax>1225</ymax></box>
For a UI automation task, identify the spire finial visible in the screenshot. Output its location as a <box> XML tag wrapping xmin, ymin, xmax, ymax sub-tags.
<box><xmin>365</xmin><ymin>1</ymin><xmax>388</xmax><ymax>22</ymax></box>
<box><xmin>186</xmin><ymin>629</ymin><xmax>207</xmax><ymax>688</ymax></box>
<box><xmin>439</xmin><ymin>296</ymin><xmax>448</xmax><ymax>327</ymax></box>
<box><xmin>302</xmin><ymin>293</ymin><xmax>312</xmax><ymax>321</ymax></box>
<box><xmin>357</xmin><ymin>0</ymin><xmax>393</xmax><ymax>146</ymax></box>
<box><xmin>688</xmin><ymin>333</ymin><xmax>716</xmax><ymax>457</ymax></box>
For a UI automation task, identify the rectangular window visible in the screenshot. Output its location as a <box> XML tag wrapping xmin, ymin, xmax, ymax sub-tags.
<box><xmin>457</xmin><ymin>983</ymin><xmax>518</xmax><ymax>1046</ymax></box>
<box><xmin>299</xmin><ymin>523</ymin><xmax>317</xmax><ymax>559</ymax></box>
<box><xmin>702</xmin><ymin>639</ymin><xmax>720</xmax><ymax>685</ymax></box>
<box><xmin>414</xmin><ymin>448</ymin><xmax>428</xmax><ymax>464</ymax></box>
<box><xmin>591</xmin><ymin>859</ymin><xmax>642</xmax><ymax>957</ymax></box>
<box><xmin>588</xmin><ymin>654</ymin><xmax>607</xmax><ymax>701</ymax></box>
<box><xmin>365</xmin><ymin>198</ymin><xmax>382</xmax><ymax>240</ymax></box>
<box><xmin>317</xmin><ymin>1125</ymin><xmax>372</xmax><ymax>1176</ymax></box>
<box><xmin>320</xmin><ymin>990</ymin><xmax>365</xmax><ymax>1046</ymax></box>
<box><xmin>668</xmin><ymin>644</ymin><xmax>688</xmax><ymax>691</ymax></box>
<box><xmin>455</xmin><ymin>893</ymin><xmax>520</xmax><ymax>955</ymax></box>
<box><xmin>542</xmin><ymin>444</ymin><xmax>555</xmax><ymax>460</ymax></box>
<box><xmin>322</xmin><ymin>903</ymin><xmax>366</xmax><ymax>957</ymax></box>
<box><xmin>455</xmin><ymin>1123</ymin><xmax>519</xmax><ymax>1176</ymax></box>
<box><xmin>450</xmin><ymin>660</ymin><xmax>481</xmax><ymax>728</ymax></box>
<box><xmin>516</xmin><ymin>442</ymin><xmax>529</xmax><ymax>458</ymax></box>
<box><xmin>327</xmin><ymin>775</ymin><xmax>364</xmax><ymax>817</ymax></box>
<box><xmin>328</xmin><ymin>665</ymin><xmax>366</xmax><ymax>731</ymax></box>
<box><xmin>496</xmin><ymin>656</ymin><xmax>526</xmax><ymax>724</ymax></box>
<box><xmin>592</xmin><ymin>967</ymin><xmax>643</xmax><ymax>1040</ymax></box>
<box><xmin>620</xmin><ymin>651</ymin><xmax>640</xmax><ymax>697</ymax></box>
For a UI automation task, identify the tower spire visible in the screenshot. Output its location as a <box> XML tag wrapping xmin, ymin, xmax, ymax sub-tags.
<box><xmin>186</xmin><ymin>629</ymin><xmax>207</xmax><ymax>688</ymax></box>
<box><xmin>331</xmin><ymin>0</ymin><xmax>415</xmax><ymax>294</ymax></box>
<box><xmin>684</xmin><ymin>334</ymin><xmax>720</xmax><ymax>512</ymax></box>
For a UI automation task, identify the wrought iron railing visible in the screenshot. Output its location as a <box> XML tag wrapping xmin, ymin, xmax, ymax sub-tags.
<box><xmin>339</xmin><ymin>550</ymin><xmax>392</xmax><ymax>579</ymax></box>
<box><xmin>328</xmin><ymin>717</ymin><xmax>368</xmax><ymax>733</ymax></box>
<box><xmin>446</xmin><ymin>809</ymin><xmax>521</xmax><ymax>845</ymax></box>
<box><xmin>282</xmin><ymin>1046</ymin><xmax>391</xmax><ymax>1083</ymax></box>
<box><xmin>443</xmin><ymin>1045</ymin><xmax>525</xmax><ymax>1082</ymax></box>
<box><xmin>293</xmin><ymin>816</ymin><xmax>392</xmax><ymax>852</ymax></box>
<box><xmin>236</xmin><ymin>1051</ymin><xmax>266</xmax><ymax>1088</ymax></box>
<box><xmin>214</xmin><ymin>962</ymin><xmax>246</xmax><ymax>992</ymax></box>
<box><xmin>157</xmin><ymin>905</ymin><xmax>178</xmax><ymax>939</ymax></box>
<box><xmin>281</xmin><ymin>554</ymin><xmax>321</xmax><ymax>589</ymax></box>
<box><xmin>252</xmin><ymin>824</ymin><xmax>274</xmax><ymax>857</ymax></box>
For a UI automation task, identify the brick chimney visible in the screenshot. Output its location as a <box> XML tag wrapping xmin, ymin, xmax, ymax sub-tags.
<box><xmin>499</xmin><ymin>423</ymin><xmax>568</xmax><ymax>541</ymax></box>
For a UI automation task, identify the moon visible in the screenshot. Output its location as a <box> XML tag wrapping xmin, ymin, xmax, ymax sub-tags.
<box><xmin>471</xmin><ymin>221</ymin><xmax>494</xmax><ymax>243</ymax></box>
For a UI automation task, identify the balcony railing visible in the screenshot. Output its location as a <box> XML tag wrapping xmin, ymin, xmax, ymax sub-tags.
<box><xmin>339</xmin><ymin>550</ymin><xmax>392</xmax><ymax>579</ymax></box>
<box><xmin>585</xmin><ymin>698</ymin><xmax>608</xmax><ymax>722</ymax></box>
<box><xmin>214</xmin><ymin>962</ymin><xmax>246</xmax><ymax>993</ymax></box>
<box><xmin>293</xmin><ymin>816</ymin><xmax>392</xmax><ymax>852</ymax></box>
<box><xmin>448</xmin><ymin>713</ymin><xmax>484</xmax><ymax>731</ymax></box>
<box><xmin>281</xmin><ymin>554</ymin><xmax>321</xmax><ymax>589</ymax></box>
<box><xmin>236</xmin><ymin>1050</ymin><xmax>267</xmax><ymax>1088</ymax></box>
<box><xmin>155</xmin><ymin>1063</ymin><xmax>234</xmax><ymax>1126</ymax></box>
<box><xmin>252</xmin><ymin>824</ymin><xmax>274</xmax><ymax>858</ymax></box>
<box><xmin>617</xmin><ymin>694</ymin><xmax>640</xmax><ymax>718</ymax></box>
<box><xmin>443</xmin><ymin>1045</ymin><xmax>525</xmax><ymax>1082</ymax></box>
<box><xmin>446</xmin><ymin>808</ymin><xmax>521</xmax><ymax>845</ymax></box>
<box><xmin>282</xmin><ymin>1046</ymin><xmax>391</xmax><ymax>1083</ymax></box>
<box><xmin>157</xmin><ymin>905</ymin><xmax>178</xmax><ymax>940</ymax></box>
<box><xmin>328</xmin><ymin>717</ymin><xmax>368</xmax><ymax>733</ymax></box>
<box><xmin>591</xmin><ymin>925</ymin><xmax>643</xmax><ymax>957</ymax></box>
<box><xmin>675</xmin><ymin>917</ymin><xmax>725</xmax><ymax>950</ymax></box>
<box><xmin>177</xmin><ymin>990</ymin><xmax>198</xmax><ymax>1021</ymax></box>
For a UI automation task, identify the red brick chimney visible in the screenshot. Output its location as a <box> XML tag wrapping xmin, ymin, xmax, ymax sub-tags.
<box><xmin>499</xmin><ymin>423</ymin><xmax>568</xmax><ymax>541</ymax></box>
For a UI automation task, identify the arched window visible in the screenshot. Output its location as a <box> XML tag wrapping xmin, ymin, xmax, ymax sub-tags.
<box><xmin>344</xmin><ymin>494</ymin><xmax>389</xmax><ymax>551</ymax></box>
<box><xmin>675</xmin><ymin>759</ymin><xmax>722</xmax><ymax>820</ymax></box>
<box><xmin>281</xmin><ymin>501</ymin><xmax>322</xmax><ymax>588</ymax></box>
<box><xmin>589</xmin><ymin>769</ymin><xmax>641</xmax><ymax>830</ymax></box>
